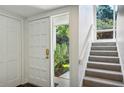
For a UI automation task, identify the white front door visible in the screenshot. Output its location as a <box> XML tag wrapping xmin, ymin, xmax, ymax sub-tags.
<box><xmin>28</xmin><ymin>18</ymin><xmax>51</xmax><ymax>87</ymax></box>
<box><xmin>0</xmin><ymin>15</ymin><xmax>21</xmax><ymax>87</ymax></box>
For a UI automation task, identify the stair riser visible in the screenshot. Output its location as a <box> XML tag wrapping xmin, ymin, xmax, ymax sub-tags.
<box><xmin>85</xmin><ymin>70</ymin><xmax>123</xmax><ymax>82</ymax></box>
<box><xmin>91</xmin><ymin>47</ymin><xmax>117</xmax><ymax>51</ymax></box>
<box><xmin>89</xmin><ymin>57</ymin><xmax>119</xmax><ymax>63</ymax></box>
<box><xmin>90</xmin><ymin>52</ymin><xmax>118</xmax><ymax>56</ymax></box>
<box><xmin>87</xmin><ymin>63</ymin><xmax>121</xmax><ymax>72</ymax></box>
<box><xmin>83</xmin><ymin>79</ymin><xmax>119</xmax><ymax>87</ymax></box>
<box><xmin>92</xmin><ymin>43</ymin><xmax>116</xmax><ymax>46</ymax></box>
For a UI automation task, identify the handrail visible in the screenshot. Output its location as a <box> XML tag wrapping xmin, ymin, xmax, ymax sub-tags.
<box><xmin>79</xmin><ymin>24</ymin><xmax>94</xmax><ymax>62</ymax></box>
<box><xmin>78</xmin><ymin>24</ymin><xmax>95</xmax><ymax>86</ymax></box>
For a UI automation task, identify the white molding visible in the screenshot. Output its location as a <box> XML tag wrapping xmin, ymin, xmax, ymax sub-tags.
<box><xmin>20</xmin><ymin>19</ymin><xmax>24</xmax><ymax>84</ymax></box>
<box><xmin>50</xmin><ymin>16</ymin><xmax>54</xmax><ymax>87</ymax></box>
<box><xmin>20</xmin><ymin>19</ymin><xmax>29</xmax><ymax>84</ymax></box>
<box><xmin>51</xmin><ymin>12</ymin><xmax>69</xmax><ymax>18</ymax></box>
<box><xmin>0</xmin><ymin>9</ymin><xmax>23</xmax><ymax>21</ymax></box>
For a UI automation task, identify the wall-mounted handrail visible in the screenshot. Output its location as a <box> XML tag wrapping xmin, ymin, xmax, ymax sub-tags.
<box><xmin>79</xmin><ymin>24</ymin><xmax>94</xmax><ymax>62</ymax></box>
<box><xmin>78</xmin><ymin>24</ymin><xmax>95</xmax><ymax>86</ymax></box>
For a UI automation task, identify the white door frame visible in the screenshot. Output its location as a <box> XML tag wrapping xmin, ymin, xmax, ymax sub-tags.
<box><xmin>50</xmin><ymin>12</ymin><xmax>70</xmax><ymax>87</ymax></box>
<box><xmin>93</xmin><ymin>5</ymin><xmax>97</xmax><ymax>41</ymax></box>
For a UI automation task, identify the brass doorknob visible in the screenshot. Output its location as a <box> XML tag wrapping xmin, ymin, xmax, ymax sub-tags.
<box><xmin>46</xmin><ymin>49</ymin><xmax>49</xmax><ymax>59</ymax></box>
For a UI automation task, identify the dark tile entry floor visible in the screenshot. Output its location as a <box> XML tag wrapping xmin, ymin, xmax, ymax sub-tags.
<box><xmin>17</xmin><ymin>83</ymin><xmax>59</xmax><ymax>87</ymax></box>
<box><xmin>17</xmin><ymin>83</ymin><xmax>37</xmax><ymax>87</ymax></box>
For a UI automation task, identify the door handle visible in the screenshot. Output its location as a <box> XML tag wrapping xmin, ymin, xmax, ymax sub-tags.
<box><xmin>46</xmin><ymin>48</ymin><xmax>49</xmax><ymax>59</ymax></box>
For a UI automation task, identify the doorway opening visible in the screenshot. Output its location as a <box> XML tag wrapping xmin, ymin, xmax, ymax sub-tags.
<box><xmin>51</xmin><ymin>13</ymin><xmax>70</xmax><ymax>87</ymax></box>
<box><xmin>96</xmin><ymin>5</ymin><xmax>118</xmax><ymax>40</ymax></box>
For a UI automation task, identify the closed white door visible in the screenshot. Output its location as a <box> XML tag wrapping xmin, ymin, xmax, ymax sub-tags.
<box><xmin>0</xmin><ymin>15</ymin><xmax>21</xmax><ymax>87</ymax></box>
<box><xmin>28</xmin><ymin>18</ymin><xmax>50</xmax><ymax>87</ymax></box>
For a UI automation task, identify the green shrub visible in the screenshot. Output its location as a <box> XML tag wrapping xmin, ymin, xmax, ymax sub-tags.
<box><xmin>54</xmin><ymin>43</ymin><xmax>69</xmax><ymax>76</ymax></box>
<box><xmin>97</xmin><ymin>19</ymin><xmax>113</xmax><ymax>30</ymax></box>
<box><xmin>54</xmin><ymin>24</ymin><xmax>69</xmax><ymax>77</ymax></box>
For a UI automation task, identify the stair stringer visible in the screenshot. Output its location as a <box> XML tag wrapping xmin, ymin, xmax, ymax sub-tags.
<box><xmin>116</xmin><ymin>41</ymin><xmax>124</xmax><ymax>83</ymax></box>
<box><xmin>79</xmin><ymin>41</ymin><xmax>92</xmax><ymax>86</ymax></box>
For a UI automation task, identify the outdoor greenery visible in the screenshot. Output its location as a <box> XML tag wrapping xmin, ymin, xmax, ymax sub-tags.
<box><xmin>97</xmin><ymin>19</ymin><xmax>113</xmax><ymax>30</ymax></box>
<box><xmin>97</xmin><ymin>5</ymin><xmax>113</xmax><ymax>20</ymax></box>
<box><xmin>54</xmin><ymin>24</ymin><xmax>69</xmax><ymax>77</ymax></box>
<box><xmin>97</xmin><ymin>5</ymin><xmax>114</xmax><ymax>30</ymax></box>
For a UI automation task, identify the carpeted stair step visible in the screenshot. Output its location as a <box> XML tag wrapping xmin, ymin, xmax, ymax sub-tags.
<box><xmin>87</xmin><ymin>61</ymin><xmax>121</xmax><ymax>72</ymax></box>
<box><xmin>91</xmin><ymin>46</ymin><xmax>117</xmax><ymax>51</ymax></box>
<box><xmin>85</xmin><ymin>68</ymin><xmax>123</xmax><ymax>82</ymax></box>
<box><xmin>90</xmin><ymin>50</ymin><xmax>118</xmax><ymax>56</ymax></box>
<box><xmin>92</xmin><ymin>42</ymin><xmax>116</xmax><ymax>46</ymax></box>
<box><xmin>89</xmin><ymin>56</ymin><xmax>119</xmax><ymax>63</ymax></box>
<box><xmin>83</xmin><ymin>76</ymin><xmax>124</xmax><ymax>87</ymax></box>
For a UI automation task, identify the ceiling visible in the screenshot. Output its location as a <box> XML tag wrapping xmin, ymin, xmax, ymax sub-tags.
<box><xmin>0</xmin><ymin>5</ymin><xmax>64</xmax><ymax>17</ymax></box>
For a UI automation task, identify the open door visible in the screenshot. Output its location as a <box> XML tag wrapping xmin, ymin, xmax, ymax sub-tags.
<box><xmin>51</xmin><ymin>13</ymin><xmax>70</xmax><ymax>87</ymax></box>
<box><xmin>28</xmin><ymin>17</ymin><xmax>51</xmax><ymax>87</ymax></box>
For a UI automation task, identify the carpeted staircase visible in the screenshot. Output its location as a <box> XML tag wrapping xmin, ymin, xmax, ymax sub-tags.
<box><xmin>83</xmin><ymin>42</ymin><xmax>124</xmax><ymax>87</ymax></box>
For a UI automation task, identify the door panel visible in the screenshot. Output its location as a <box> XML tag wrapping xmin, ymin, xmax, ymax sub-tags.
<box><xmin>7</xmin><ymin>61</ymin><xmax>17</xmax><ymax>80</ymax></box>
<box><xmin>28</xmin><ymin>18</ymin><xmax>50</xmax><ymax>87</ymax></box>
<box><xmin>0</xmin><ymin>15</ymin><xmax>21</xmax><ymax>87</ymax></box>
<box><xmin>0</xmin><ymin>63</ymin><xmax>7</xmax><ymax>82</ymax></box>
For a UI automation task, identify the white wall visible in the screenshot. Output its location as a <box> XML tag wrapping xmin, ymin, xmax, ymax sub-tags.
<box><xmin>117</xmin><ymin>5</ymin><xmax>124</xmax><ymax>80</ymax></box>
<box><xmin>78</xmin><ymin>5</ymin><xmax>94</xmax><ymax>86</ymax></box>
<box><xmin>79</xmin><ymin>5</ymin><xmax>94</xmax><ymax>55</ymax></box>
<box><xmin>69</xmin><ymin>6</ymin><xmax>79</xmax><ymax>87</ymax></box>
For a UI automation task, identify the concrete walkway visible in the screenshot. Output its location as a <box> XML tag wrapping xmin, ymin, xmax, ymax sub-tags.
<box><xmin>54</xmin><ymin>71</ymin><xmax>70</xmax><ymax>87</ymax></box>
